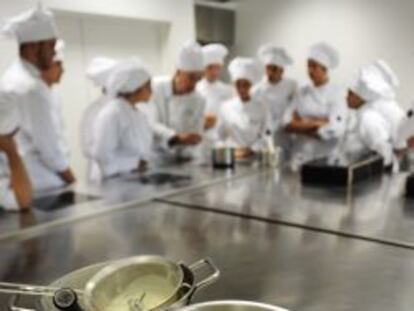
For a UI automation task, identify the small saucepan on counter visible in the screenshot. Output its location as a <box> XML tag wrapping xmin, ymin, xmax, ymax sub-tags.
<box><xmin>212</xmin><ymin>147</ymin><xmax>236</xmax><ymax>170</ymax></box>
<box><xmin>258</xmin><ymin>147</ymin><xmax>281</xmax><ymax>168</ymax></box>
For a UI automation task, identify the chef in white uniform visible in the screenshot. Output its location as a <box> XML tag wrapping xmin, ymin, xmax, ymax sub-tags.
<box><xmin>80</xmin><ymin>57</ymin><xmax>118</xmax><ymax>181</ymax></box>
<box><xmin>0</xmin><ymin>92</ymin><xmax>32</xmax><ymax>211</ymax></box>
<box><xmin>286</xmin><ymin>42</ymin><xmax>347</xmax><ymax>165</ymax></box>
<box><xmin>254</xmin><ymin>45</ymin><xmax>297</xmax><ymax>130</ymax></box>
<box><xmin>1</xmin><ymin>6</ymin><xmax>75</xmax><ymax>191</ymax></box>
<box><xmin>91</xmin><ymin>58</ymin><xmax>153</xmax><ymax>179</ymax></box>
<box><xmin>40</xmin><ymin>40</ymin><xmax>72</xmax><ymax>173</ymax></box>
<box><xmin>148</xmin><ymin>41</ymin><xmax>206</xmax><ymax>162</ymax></box>
<box><xmin>253</xmin><ymin>44</ymin><xmax>297</xmax><ymax>148</ymax></box>
<box><xmin>217</xmin><ymin>57</ymin><xmax>270</xmax><ymax>159</ymax></box>
<box><xmin>364</xmin><ymin>60</ymin><xmax>406</xmax><ymax>152</ymax></box>
<box><xmin>332</xmin><ymin>64</ymin><xmax>395</xmax><ymax>166</ymax></box>
<box><xmin>197</xmin><ymin>43</ymin><xmax>233</xmax><ymax>132</ymax></box>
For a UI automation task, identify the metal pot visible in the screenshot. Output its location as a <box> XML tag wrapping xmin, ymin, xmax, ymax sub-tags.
<box><xmin>258</xmin><ymin>148</ymin><xmax>281</xmax><ymax>168</ymax></box>
<box><xmin>24</xmin><ymin>257</ymin><xmax>219</xmax><ymax>311</ymax></box>
<box><xmin>212</xmin><ymin>148</ymin><xmax>235</xmax><ymax>170</ymax></box>
<box><xmin>84</xmin><ymin>255</ymin><xmax>185</xmax><ymax>311</ymax></box>
<box><xmin>176</xmin><ymin>301</ymin><xmax>289</xmax><ymax>311</ymax></box>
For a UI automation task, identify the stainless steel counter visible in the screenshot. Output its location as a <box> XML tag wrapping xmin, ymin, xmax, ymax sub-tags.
<box><xmin>0</xmin><ymin>163</ymin><xmax>258</xmax><ymax>240</ymax></box>
<box><xmin>1</xmin><ymin>202</ymin><xmax>414</xmax><ymax>311</ymax></box>
<box><xmin>158</xmin><ymin>168</ymin><xmax>414</xmax><ymax>247</ymax></box>
<box><xmin>2</xmin><ymin>162</ymin><xmax>414</xmax><ymax>311</ymax></box>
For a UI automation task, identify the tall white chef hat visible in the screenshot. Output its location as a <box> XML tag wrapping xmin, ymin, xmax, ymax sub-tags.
<box><xmin>86</xmin><ymin>57</ymin><xmax>119</xmax><ymax>88</ymax></box>
<box><xmin>308</xmin><ymin>42</ymin><xmax>339</xmax><ymax>70</ymax></box>
<box><xmin>0</xmin><ymin>91</ymin><xmax>19</xmax><ymax>136</ymax></box>
<box><xmin>350</xmin><ymin>61</ymin><xmax>396</xmax><ymax>102</ymax></box>
<box><xmin>202</xmin><ymin>43</ymin><xmax>229</xmax><ymax>67</ymax></box>
<box><xmin>373</xmin><ymin>59</ymin><xmax>399</xmax><ymax>93</ymax></box>
<box><xmin>228</xmin><ymin>57</ymin><xmax>263</xmax><ymax>84</ymax></box>
<box><xmin>106</xmin><ymin>58</ymin><xmax>151</xmax><ymax>98</ymax></box>
<box><xmin>2</xmin><ymin>4</ymin><xmax>58</xmax><ymax>44</ymax></box>
<box><xmin>53</xmin><ymin>39</ymin><xmax>65</xmax><ymax>62</ymax></box>
<box><xmin>176</xmin><ymin>41</ymin><xmax>204</xmax><ymax>72</ymax></box>
<box><xmin>258</xmin><ymin>44</ymin><xmax>293</xmax><ymax>68</ymax></box>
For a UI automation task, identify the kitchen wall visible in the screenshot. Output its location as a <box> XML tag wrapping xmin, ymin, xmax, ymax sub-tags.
<box><xmin>235</xmin><ymin>0</ymin><xmax>414</xmax><ymax>109</ymax></box>
<box><xmin>0</xmin><ymin>0</ymin><xmax>195</xmax><ymax>179</ymax></box>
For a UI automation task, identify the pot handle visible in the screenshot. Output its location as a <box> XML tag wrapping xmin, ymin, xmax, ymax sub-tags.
<box><xmin>188</xmin><ymin>258</ymin><xmax>220</xmax><ymax>290</ymax></box>
<box><xmin>8</xmin><ymin>295</ymin><xmax>37</xmax><ymax>311</ymax></box>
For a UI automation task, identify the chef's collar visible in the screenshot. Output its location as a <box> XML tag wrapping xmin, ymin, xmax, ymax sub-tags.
<box><xmin>19</xmin><ymin>58</ymin><xmax>41</xmax><ymax>78</ymax></box>
<box><xmin>118</xmin><ymin>96</ymin><xmax>138</xmax><ymax>110</ymax></box>
<box><xmin>265</xmin><ymin>77</ymin><xmax>282</xmax><ymax>87</ymax></box>
<box><xmin>237</xmin><ymin>96</ymin><xmax>252</xmax><ymax>106</ymax></box>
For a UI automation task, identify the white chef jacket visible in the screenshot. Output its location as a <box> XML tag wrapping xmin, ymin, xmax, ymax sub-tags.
<box><xmin>289</xmin><ymin>81</ymin><xmax>348</xmax><ymax>163</ymax></box>
<box><xmin>293</xmin><ymin>82</ymin><xmax>347</xmax><ymax>123</ymax></box>
<box><xmin>196</xmin><ymin>78</ymin><xmax>233</xmax><ymax>156</ymax></box>
<box><xmin>80</xmin><ymin>94</ymin><xmax>110</xmax><ymax>181</ymax></box>
<box><xmin>369</xmin><ymin>99</ymin><xmax>406</xmax><ymax>150</ymax></box>
<box><xmin>50</xmin><ymin>89</ymin><xmax>70</xmax><ymax>160</ymax></box>
<box><xmin>0</xmin><ymin>154</ymin><xmax>18</xmax><ymax>211</ymax></box>
<box><xmin>333</xmin><ymin>104</ymin><xmax>393</xmax><ymax>165</ymax></box>
<box><xmin>149</xmin><ymin>76</ymin><xmax>206</xmax><ymax>159</ymax></box>
<box><xmin>217</xmin><ymin>96</ymin><xmax>270</xmax><ymax>151</ymax></box>
<box><xmin>253</xmin><ymin>77</ymin><xmax>297</xmax><ymax>132</ymax></box>
<box><xmin>196</xmin><ymin>79</ymin><xmax>233</xmax><ymax>115</ymax></box>
<box><xmin>1</xmin><ymin>59</ymin><xmax>69</xmax><ymax>191</ymax></box>
<box><xmin>91</xmin><ymin>97</ymin><xmax>153</xmax><ymax>179</ymax></box>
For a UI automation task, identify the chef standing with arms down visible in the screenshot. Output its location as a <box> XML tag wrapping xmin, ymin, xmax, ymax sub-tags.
<box><xmin>253</xmin><ymin>44</ymin><xmax>297</xmax><ymax>149</ymax></box>
<box><xmin>332</xmin><ymin>63</ymin><xmax>396</xmax><ymax>166</ymax></box>
<box><xmin>147</xmin><ymin>41</ymin><xmax>206</xmax><ymax>162</ymax></box>
<box><xmin>285</xmin><ymin>42</ymin><xmax>347</xmax><ymax>167</ymax></box>
<box><xmin>40</xmin><ymin>40</ymin><xmax>71</xmax><ymax>175</ymax></box>
<box><xmin>91</xmin><ymin>58</ymin><xmax>153</xmax><ymax>179</ymax></box>
<box><xmin>0</xmin><ymin>93</ymin><xmax>32</xmax><ymax>212</ymax></box>
<box><xmin>217</xmin><ymin>57</ymin><xmax>270</xmax><ymax>159</ymax></box>
<box><xmin>197</xmin><ymin>43</ymin><xmax>233</xmax><ymax>133</ymax></box>
<box><xmin>364</xmin><ymin>60</ymin><xmax>406</xmax><ymax>154</ymax></box>
<box><xmin>1</xmin><ymin>5</ymin><xmax>75</xmax><ymax>191</ymax></box>
<box><xmin>80</xmin><ymin>57</ymin><xmax>119</xmax><ymax>181</ymax></box>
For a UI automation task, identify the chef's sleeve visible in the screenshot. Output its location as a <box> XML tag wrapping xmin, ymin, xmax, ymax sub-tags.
<box><xmin>360</xmin><ymin>112</ymin><xmax>393</xmax><ymax>165</ymax></box>
<box><xmin>26</xmin><ymin>90</ymin><xmax>69</xmax><ymax>172</ymax></box>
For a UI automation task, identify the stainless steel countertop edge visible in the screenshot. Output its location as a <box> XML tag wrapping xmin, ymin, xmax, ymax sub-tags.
<box><xmin>0</xmin><ymin>169</ymin><xmax>262</xmax><ymax>243</ymax></box>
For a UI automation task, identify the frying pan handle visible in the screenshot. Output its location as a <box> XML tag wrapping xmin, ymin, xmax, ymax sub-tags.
<box><xmin>8</xmin><ymin>295</ymin><xmax>37</xmax><ymax>311</ymax></box>
<box><xmin>188</xmin><ymin>258</ymin><xmax>220</xmax><ymax>290</ymax></box>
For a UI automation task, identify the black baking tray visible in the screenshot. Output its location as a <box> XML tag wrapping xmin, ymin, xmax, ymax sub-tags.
<box><xmin>405</xmin><ymin>174</ymin><xmax>414</xmax><ymax>198</ymax></box>
<box><xmin>33</xmin><ymin>191</ymin><xmax>100</xmax><ymax>211</ymax></box>
<box><xmin>125</xmin><ymin>172</ymin><xmax>192</xmax><ymax>185</ymax></box>
<box><xmin>301</xmin><ymin>153</ymin><xmax>384</xmax><ymax>187</ymax></box>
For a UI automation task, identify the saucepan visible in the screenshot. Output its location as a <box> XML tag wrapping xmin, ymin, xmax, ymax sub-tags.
<box><xmin>6</xmin><ymin>256</ymin><xmax>220</xmax><ymax>311</ymax></box>
<box><xmin>83</xmin><ymin>255</ymin><xmax>186</xmax><ymax>311</ymax></box>
<box><xmin>212</xmin><ymin>147</ymin><xmax>236</xmax><ymax>170</ymax></box>
<box><xmin>258</xmin><ymin>148</ymin><xmax>281</xmax><ymax>168</ymax></box>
